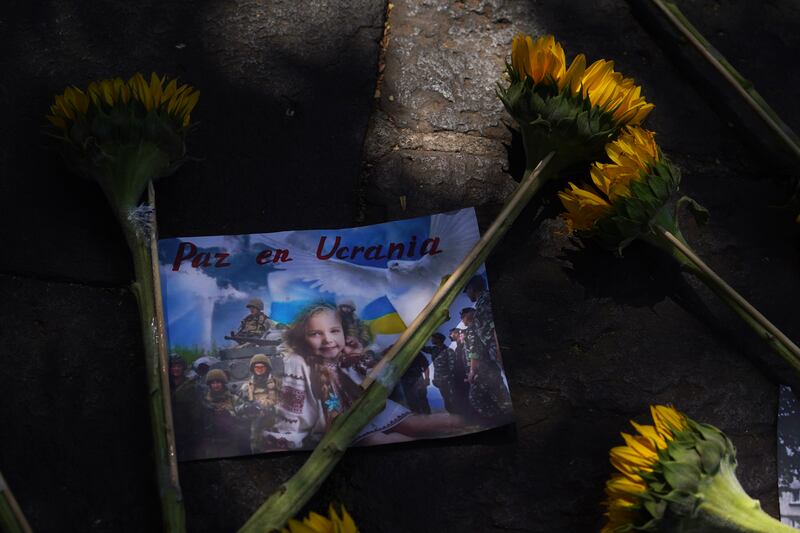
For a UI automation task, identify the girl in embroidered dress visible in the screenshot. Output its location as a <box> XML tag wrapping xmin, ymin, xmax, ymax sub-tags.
<box><xmin>264</xmin><ymin>303</ymin><xmax>464</xmax><ymax>450</ymax></box>
<box><xmin>263</xmin><ymin>304</ymin><xmax>411</xmax><ymax>449</ymax></box>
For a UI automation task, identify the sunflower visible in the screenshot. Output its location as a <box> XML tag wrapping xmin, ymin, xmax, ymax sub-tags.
<box><xmin>579</xmin><ymin>59</ymin><xmax>653</xmax><ymax>127</ymax></box>
<box><xmin>45</xmin><ymin>75</ymin><xmax>200</xmax><ymax>530</ymax></box>
<box><xmin>500</xmin><ymin>34</ymin><xmax>654</xmax><ymax>173</ymax></box>
<box><xmin>47</xmin><ymin>73</ymin><xmax>199</xmax><ymax>221</ymax></box>
<box><xmin>48</xmin><ymin>73</ymin><xmax>199</xmax><ymax>131</ymax></box>
<box><xmin>510</xmin><ymin>34</ymin><xmax>585</xmax><ymax>94</ymax></box>
<box><xmin>558</xmin><ymin>126</ymin><xmax>679</xmax><ymax>250</ymax></box>
<box><xmin>602</xmin><ymin>405</ymin><xmax>687</xmax><ymax>532</ymax></box>
<box><xmin>283</xmin><ymin>505</ymin><xmax>358</xmax><ymax>533</ymax></box>
<box><xmin>602</xmin><ymin>405</ymin><xmax>794</xmax><ymax>532</ymax></box>
<box><xmin>558</xmin><ymin>125</ymin><xmax>800</xmax><ymax>369</ymax></box>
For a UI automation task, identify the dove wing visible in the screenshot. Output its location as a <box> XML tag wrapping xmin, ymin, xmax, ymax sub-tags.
<box><xmin>416</xmin><ymin>207</ymin><xmax>481</xmax><ymax>281</ymax></box>
<box><xmin>251</xmin><ymin>234</ymin><xmax>390</xmax><ymax>299</ymax></box>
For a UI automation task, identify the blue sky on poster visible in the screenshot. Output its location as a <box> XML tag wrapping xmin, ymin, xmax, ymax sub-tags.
<box><xmin>158</xmin><ymin>208</ymin><xmax>487</xmax><ymax>351</ymax></box>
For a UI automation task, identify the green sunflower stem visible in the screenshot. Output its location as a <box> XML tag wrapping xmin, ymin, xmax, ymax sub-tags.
<box><xmin>697</xmin><ymin>459</ymin><xmax>796</xmax><ymax>533</ymax></box>
<box><xmin>0</xmin><ymin>471</ymin><xmax>32</xmax><ymax>533</ymax></box>
<box><xmin>117</xmin><ymin>185</ymin><xmax>186</xmax><ymax>533</ymax></box>
<box><xmin>238</xmin><ymin>152</ymin><xmax>557</xmax><ymax>533</ymax></box>
<box><xmin>643</xmin><ymin>0</ymin><xmax>800</xmax><ymax>164</ymax></box>
<box><xmin>648</xmin><ymin>224</ymin><xmax>800</xmax><ymax>374</ymax></box>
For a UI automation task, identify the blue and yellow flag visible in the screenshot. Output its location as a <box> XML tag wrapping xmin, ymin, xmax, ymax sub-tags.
<box><xmin>270</xmin><ymin>298</ymin><xmax>336</xmax><ymax>325</ymax></box>
<box><xmin>361</xmin><ymin>296</ymin><xmax>406</xmax><ymax>335</ymax></box>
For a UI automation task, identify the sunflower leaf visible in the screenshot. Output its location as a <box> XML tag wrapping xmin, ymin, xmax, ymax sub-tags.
<box><xmin>675</xmin><ymin>196</ymin><xmax>710</xmax><ymax>226</ymax></box>
<box><xmin>662</xmin><ymin>461</ymin><xmax>702</xmax><ymax>492</ymax></box>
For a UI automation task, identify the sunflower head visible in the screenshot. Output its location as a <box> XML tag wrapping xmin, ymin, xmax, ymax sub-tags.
<box><xmin>282</xmin><ymin>504</ymin><xmax>358</xmax><ymax>533</ymax></box>
<box><xmin>604</xmin><ymin>405</ymin><xmax>795</xmax><ymax>533</ymax></box>
<box><xmin>558</xmin><ymin>126</ymin><xmax>681</xmax><ymax>252</ymax></box>
<box><xmin>499</xmin><ymin>34</ymin><xmax>654</xmax><ymax>172</ymax></box>
<box><xmin>47</xmin><ymin>73</ymin><xmax>199</xmax><ymax>214</ymax></box>
<box><xmin>602</xmin><ymin>403</ymin><xmax>796</xmax><ymax>533</ymax></box>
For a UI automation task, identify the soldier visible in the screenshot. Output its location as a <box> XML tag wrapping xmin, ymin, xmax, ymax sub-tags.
<box><xmin>423</xmin><ymin>332</ymin><xmax>461</xmax><ymax>415</ymax></box>
<box><xmin>168</xmin><ymin>353</ymin><xmax>201</xmax><ymax>459</ymax></box>
<box><xmin>453</xmin><ymin>314</ymin><xmax>473</xmax><ymax>416</ymax></box>
<box><xmin>341</xmin><ymin>315</ymin><xmax>380</xmax><ymax>375</ymax></box>
<box><xmin>337</xmin><ymin>300</ymin><xmax>357</xmax><ymax>326</ymax></box>
<box><xmin>191</xmin><ymin>356</ymin><xmax>218</xmax><ymax>388</ymax></box>
<box><xmin>235</xmin><ymin>354</ymin><xmax>280</xmax><ymax>453</ymax></box>
<box><xmin>448</xmin><ymin>328</ymin><xmax>459</xmax><ymax>351</ymax></box>
<box><xmin>198</xmin><ymin>369</ymin><xmax>246</xmax><ymax>458</ymax></box>
<box><xmin>235</xmin><ymin>298</ymin><xmax>271</xmax><ymax>340</ymax></box>
<box><xmin>401</xmin><ymin>352</ymin><xmax>431</xmax><ymax>414</ymax></box>
<box><xmin>462</xmin><ymin>275</ymin><xmax>513</xmax><ymax>421</ymax></box>
<box><xmin>169</xmin><ymin>353</ymin><xmax>189</xmax><ymax>389</ymax></box>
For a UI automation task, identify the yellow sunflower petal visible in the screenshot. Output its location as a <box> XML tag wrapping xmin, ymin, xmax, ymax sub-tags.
<box><xmin>510</xmin><ymin>34</ymin><xmax>577</xmax><ymax>88</ymax></box>
<box><xmin>621</xmin><ymin>431</ymin><xmax>659</xmax><ymax>459</ymax></box>
<box><xmin>630</xmin><ymin>421</ymin><xmax>668</xmax><ymax>450</ymax></box>
<box><xmin>511</xmin><ymin>34</ymin><xmax>530</xmax><ymax>78</ymax></box>
<box><xmin>149</xmin><ymin>72</ymin><xmax>164</xmax><ymax>108</ymax></box>
<box><xmin>46</xmin><ymin>114</ymin><xmax>68</xmax><ymax>130</ymax></box>
<box><xmin>303</xmin><ymin>511</ymin><xmax>332</xmax><ymax>532</ymax></box>
<box><xmin>561</xmin><ymin>53</ymin><xmax>586</xmax><ymax>94</ymax></box>
<box><xmin>283</xmin><ymin>518</ymin><xmax>322</xmax><ymax>533</ymax></box>
<box><xmin>606</xmin><ymin>474</ymin><xmax>647</xmax><ymax>499</ymax></box>
<box><xmin>651</xmin><ymin>405</ymin><xmax>687</xmax><ymax>438</ymax></box>
<box><xmin>162</xmin><ymin>79</ymin><xmax>178</xmax><ymax>102</ymax></box>
<box><xmin>335</xmin><ymin>506</ymin><xmax>358</xmax><ymax>533</ymax></box>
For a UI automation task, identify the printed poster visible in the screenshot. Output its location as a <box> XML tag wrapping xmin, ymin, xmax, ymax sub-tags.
<box><xmin>778</xmin><ymin>385</ymin><xmax>800</xmax><ymax>527</ymax></box>
<box><xmin>158</xmin><ymin>208</ymin><xmax>514</xmax><ymax>460</ymax></box>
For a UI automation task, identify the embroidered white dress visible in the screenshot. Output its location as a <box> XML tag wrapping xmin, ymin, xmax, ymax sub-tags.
<box><xmin>264</xmin><ymin>353</ymin><xmax>411</xmax><ymax>449</ymax></box>
<box><xmin>340</xmin><ymin>365</ymin><xmax>412</xmax><ymax>443</ymax></box>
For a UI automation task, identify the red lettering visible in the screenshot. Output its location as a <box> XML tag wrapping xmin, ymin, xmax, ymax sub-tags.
<box><xmin>420</xmin><ymin>237</ymin><xmax>443</xmax><ymax>256</ymax></box>
<box><xmin>273</xmin><ymin>249</ymin><xmax>292</xmax><ymax>263</ymax></box>
<box><xmin>387</xmin><ymin>242</ymin><xmax>405</xmax><ymax>260</ymax></box>
<box><xmin>256</xmin><ymin>249</ymin><xmax>273</xmax><ymax>265</ymax></box>
<box><xmin>191</xmin><ymin>253</ymin><xmax>212</xmax><ymax>268</ymax></box>
<box><xmin>364</xmin><ymin>245</ymin><xmax>386</xmax><ymax>260</ymax></box>
<box><xmin>316</xmin><ymin>235</ymin><xmax>340</xmax><ymax>260</ymax></box>
<box><xmin>214</xmin><ymin>252</ymin><xmax>232</xmax><ymax>267</ymax></box>
<box><xmin>172</xmin><ymin>241</ymin><xmax>197</xmax><ymax>271</ymax></box>
<box><xmin>408</xmin><ymin>235</ymin><xmax>418</xmax><ymax>257</ymax></box>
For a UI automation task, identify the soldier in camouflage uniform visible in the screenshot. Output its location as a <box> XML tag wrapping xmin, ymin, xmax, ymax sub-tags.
<box><xmin>236</xmin><ymin>298</ymin><xmax>271</xmax><ymax>339</ymax></box>
<box><xmin>234</xmin><ymin>354</ymin><xmax>280</xmax><ymax>453</ymax></box>
<box><xmin>463</xmin><ymin>275</ymin><xmax>512</xmax><ymax>421</ymax></box>
<box><xmin>423</xmin><ymin>332</ymin><xmax>463</xmax><ymax>415</ymax></box>
<box><xmin>198</xmin><ymin>369</ymin><xmax>246</xmax><ymax>458</ymax></box>
<box><xmin>168</xmin><ymin>353</ymin><xmax>202</xmax><ymax>459</ymax></box>
<box><xmin>401</xmin><ymin>352</ymin><xmax>431</xmax><ymax>414</ymax></box>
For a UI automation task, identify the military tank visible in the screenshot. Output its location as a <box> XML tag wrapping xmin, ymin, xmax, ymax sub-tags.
<box><xmin>218</xmin><ymin>329</ymin><xmax>285</xmax><ymax>392</ymax></box>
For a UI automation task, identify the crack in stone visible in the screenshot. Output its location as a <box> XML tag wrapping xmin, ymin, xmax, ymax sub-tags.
<box><xmin>0</xmin><ymin>269</ymin><xmax>131</xmax><ymax>291</ymax></box>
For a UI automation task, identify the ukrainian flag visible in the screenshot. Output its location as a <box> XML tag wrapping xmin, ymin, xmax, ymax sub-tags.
<box><xmin>361</xmin><ymin>296</ymin><xmax>406</xmax><ymax>335</ymax></box>
<box><xmin>270</xmin><ymin>299</ymin><xmax>335</xmax><ymax>326</ymax></box>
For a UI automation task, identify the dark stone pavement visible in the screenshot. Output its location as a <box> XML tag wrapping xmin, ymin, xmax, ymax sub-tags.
<box><xmin>1</xmin><ymin>1</ymin><xmax>799</xmax><ymax>532</ymax></box>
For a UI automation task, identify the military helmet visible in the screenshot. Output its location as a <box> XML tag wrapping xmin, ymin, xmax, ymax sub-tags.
<box><xmin>249</xmin><ymin>353</ymin><xmax>271</xmax><ymax>372</ymax></box>
<box><xmin>205</xmin><ymin>368</ymin><xmax>228</xmax><ymax>384</ymax></box>
<box><xmin>246</xmin><ymin>298</ymin><xmax>264</xmax><ymax>311</ymax></box>
<box><xmin>168</xmin><ymin>353</ymin><xmax>186</xmax><ymax>368</ymax></box>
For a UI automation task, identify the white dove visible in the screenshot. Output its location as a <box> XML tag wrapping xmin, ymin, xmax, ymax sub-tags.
<box><xmin>250</xmin><ymin>208</ymin><xmax>480</xmax><ymax>325</ymax></box>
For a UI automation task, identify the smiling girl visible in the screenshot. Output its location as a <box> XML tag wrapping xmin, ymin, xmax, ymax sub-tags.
<box><xmin>264</xmin><ymin>302</ymin><xmax>468</xmax><ymax>451</ymax></box>
<box><xmin>263</xmin><ymin>303</ymin><xmax>413</xmax><ymax>450</ymax></box>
